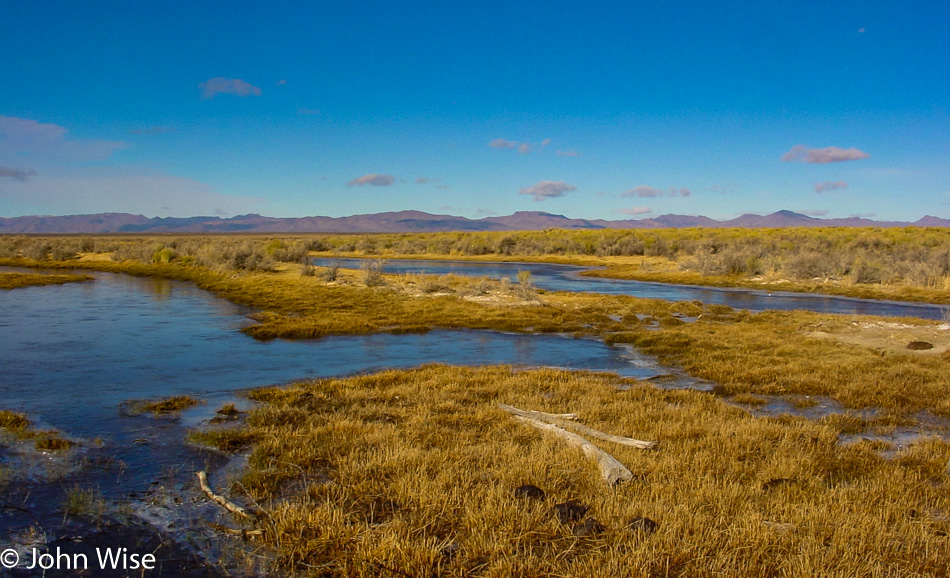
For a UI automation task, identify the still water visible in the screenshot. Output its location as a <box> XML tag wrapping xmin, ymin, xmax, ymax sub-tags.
<box><xmin>315</xmin><ymin>257</ymin><xmax>948</xmax><ymax>320</ymax></box>
<box><xmin>0</xmin><ymin>272</ymin><xmax>678</xmax><ymax>440</ymax></box>
<box><xmin>0</xmin><ymin>270</ymin><xmax>694</xmax><ymax>572</ymax></box>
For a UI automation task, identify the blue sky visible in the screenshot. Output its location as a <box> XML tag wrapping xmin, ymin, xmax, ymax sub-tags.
<box><xmin>1</xmin><ymin>1</ymin><xmax>947</xmax><ymax>221</ymax></box>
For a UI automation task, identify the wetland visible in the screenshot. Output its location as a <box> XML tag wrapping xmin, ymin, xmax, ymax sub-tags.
<box><xmin>1</xmin><ymin>231</ymin><xmax>950</xmax><ymax>576</ymax></box>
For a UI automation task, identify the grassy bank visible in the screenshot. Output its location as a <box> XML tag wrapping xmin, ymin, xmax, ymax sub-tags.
<box><xmin>3</xmin><ymin>229</ymin><xmax>950</xmax><ymax>303</ymax></box>
<box><xmin>0</xmin><ymin>271</ymin><xmax>93</xmax><ymax>290</ymax></box>
<box><xmin>227</xmin><ymin>365</ymin><xmax>950</xmax><ymax>576</ymax></box>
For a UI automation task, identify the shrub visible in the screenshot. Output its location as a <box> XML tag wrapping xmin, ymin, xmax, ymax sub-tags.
<box><xmin>360</xmin><ymin>260</ymin><xmax>386</xmax><ymax>287</ymax></box>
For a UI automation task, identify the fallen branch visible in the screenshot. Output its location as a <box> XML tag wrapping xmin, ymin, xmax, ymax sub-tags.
<box><xmin>512</xmin><ymin>415</ymin><xmax>634</xmax><ymax>485</ymax></box>
<box><xmin>207</xmin><ymin>522</ymin><xmax>264</xmax><ymax>539</ymax></box>
<box><xmin>499</xmin><ymin>403</ymin><xmax>657</xmax><ymax>449</ymax></box>
<box><xmin>196</xmin><ymin>470</ymin><xmax>257</xmax><ymax>521</ymax></box>
<box><xmin>498</xmin><ymin>403</ymin><xmax>579</xmax><ymax>421</ymax></box>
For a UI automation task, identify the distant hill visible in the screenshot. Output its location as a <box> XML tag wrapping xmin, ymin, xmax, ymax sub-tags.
<box><xmin>0</xmin><ymin>210</ymin><xmax>947</xmax><ymax>234</ymax></box>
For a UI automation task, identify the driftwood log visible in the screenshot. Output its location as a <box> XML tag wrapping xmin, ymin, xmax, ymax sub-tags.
<box><xmin>499</xmin><ymin>403</ymin><xmax>657</xmax><ymax>449</ymax></box>
<box><xmin>196</xmin><ymin>470</ymin><xmax>257</xmax><ymax>521</ymax></box>
<box><xmin>511</xmin><ymin>415</ymin><xmax>634</xmax><ymax>485</ymax></box>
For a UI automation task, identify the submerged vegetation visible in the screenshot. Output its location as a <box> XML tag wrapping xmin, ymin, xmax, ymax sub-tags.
<box><xmin>227</xmin><ymin>365</ymin><xmax>950</xmax><ymax>575</ymax></box>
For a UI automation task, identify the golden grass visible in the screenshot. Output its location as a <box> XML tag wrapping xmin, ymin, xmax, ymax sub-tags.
<box><xmin>0</xmin><ymin>408</ymin><xmax>75</xmax><ymax>451</ymax></box>
<box><xmin>0</xmin><ymin>272</ymin><xmax>93</xmax><ymax>290</ymax></box>
<box><xmin>188</xmin><ymin>428</ymin><xmax>259</xmax><ymax>452</ymax></box>
<box><xmin>232</xmin><ymin>365</ymin><xmax>950</xmax><ymax>576</ymax></box>
<box><xmin>609</xmin><ymin>309</ymin><xmax>950</xmax><ymax>416</ymax></box>
<box><xmin>131</xmin><ymin>395</ymin><xmax>204</xmax><ymax>415</ymax></box>
<box><xmin>0</xmin><ymin>409</ymin><xmax>31</xmax><ymax>431</ymax></box>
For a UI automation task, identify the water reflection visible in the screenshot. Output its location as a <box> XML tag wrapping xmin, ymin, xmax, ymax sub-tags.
<box><xmin>314</xmin><ymin>257</ymin><xmax>948</xmax><ymax>320</ymax></box>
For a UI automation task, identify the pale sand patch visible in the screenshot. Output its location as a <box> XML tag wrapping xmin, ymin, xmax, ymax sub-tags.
<box><xmin>806</xmin><ymin>320</ymin><xmax>950</xmax><ymax>355</ymax></box>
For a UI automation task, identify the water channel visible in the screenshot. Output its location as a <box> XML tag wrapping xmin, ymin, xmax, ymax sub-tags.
<box><xmin>0</xmin><ymin>269</ymin><xmax>694</xmax><ymax>575</ymax></box>
<box><xmin>314</xmin><ymin>257</ymin><xmax>949</xmax><ymax>320</ymax></box>
<box><xmin>0</xmin><ymin>262</ymin><xmax>945</xmax><ymax>574</ymax></box>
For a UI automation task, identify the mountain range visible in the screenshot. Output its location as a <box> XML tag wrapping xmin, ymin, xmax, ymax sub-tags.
<box><xmin>0</xmin><ymin>210</ymin><xmax>947</xmax><ymax>234</ymax></box>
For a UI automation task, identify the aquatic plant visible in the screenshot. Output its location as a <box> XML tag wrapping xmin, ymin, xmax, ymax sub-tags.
<box><xmin>62</xmin><ymin>485</ymin><xmax>107</xmax><ymax>520</ymax></box>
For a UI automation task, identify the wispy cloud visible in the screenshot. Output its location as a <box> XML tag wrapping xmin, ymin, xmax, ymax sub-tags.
<box><xmin>849</xmin><ymin>212</ymin><xmax>876</xmax><ymax>218</ymax></box>
<box><xmin>518</xmin><ymin>143</ymin><xmax>531</xmax><ymax>154</ymax></box>
<box><xmin>0</xmin><ymin>116</ymin><xmax>127</xmax><ymax>161</ymax></box>
<box><xmin>708</xmin><ymin>183</ymin><xmax>738</xmax><ymax>194</ymax></box>
<box><xmin>615</xmin><ymin>206</ymin><xmax>652</xmax><ymax>216</ymax></box>
<box><xmin>555</xmin><ymin>149</ymin><xmax>580</xmax><ymax>157</ymax></box>
<box><xmin>199</xmin><ymin>77</ymin><xmax>262</xmax><ymax>100</ymax></box>
<box><xmin>488</xmin><ymin>138</ymin><xmax>517</xmax><ymax>149</ymax></box>
<box><xmin>276</xmin><ymin>79</ymin><xmax>287</xmax><ymax>85</ymax></box>
<box><xmin>540</xmin><ymin>139</ymin><xmax>551</xmax><ymax>147</ymax></box>
<box><xmin>781</xmin><ymin>145</ymin><xmax>869</xmax><ymax>164</ymax></box>
<box><xmin>130</xmin><ymin>126</ymin><xmax>174</xmax><ymax>135</ymax></box>
<box><xmin>0</xmin><ymin>169</ymin><xmax>262</xmax><ymax>217</ymax></box>
<box><xmin>621</xmin><ymin>185</ymin><xmax>690</xmax><ymax>198</ymax></box>
<box><xmin>800</xmin><ymin>209</ymin><xmax>829</xmax><ymax>216</ymax></box>
<box><xmin>622</xmin><ymin>185</ymin><xmax>663</xmax><ymax>198</ymax></box>
<box><xmin>416</xmin><ymin>176</ymin><xmax>431</xmax><ymax>184</ymax></box>
<box><xmin>297</xmin><ymin>108</ymin><xmax>320</xmax><ymax>115</ymax></box>
<box><xmin>347</xmin><ymin>173</ymin><xmax>396</xmax><ymax>187</ymax></box>
<box><xmin>814</xmin><ymin>181</ymin><xmax>848</xmax><ymax>193</ymax></box>
<box><xmin>518</xmin><ymin>180</ymin><xmax>576</xmax><ymax>201</ymax></box>
<box><xmin>0</xmin><ymin>167</ymin><xmax>37</xmax><ymax>181</ymax></box>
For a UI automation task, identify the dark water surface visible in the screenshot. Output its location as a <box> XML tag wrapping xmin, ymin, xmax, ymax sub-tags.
<box><xmin>315</xmin><ymin>257</ymin><xmax>949</xmax><ymax>320</ymax></box>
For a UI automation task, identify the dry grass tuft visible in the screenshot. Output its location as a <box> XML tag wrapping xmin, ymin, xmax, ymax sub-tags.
<box><xmin>0</xmin><ymin>409</ymin><xmax>31</xmax><ymax>431</ymax></box>
<box><xmin>131</xmin><ymin>395</ymin><xmax>204</xmax><ymax>415</ymax></box>
<box><xmin>0</xmin><ymin>272</ymin><xmax>93</xmax><ymax>290</ymax></box>
<box><xmin>237</xmin><ymin>365</ymin><xmax>950</xmax><ymax>576</ymax></box>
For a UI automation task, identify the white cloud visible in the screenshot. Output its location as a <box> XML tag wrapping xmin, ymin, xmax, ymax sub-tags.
<box><xmin>0</xmin><ymin>116</ymin><xmax>127</xmax><ymax>161</ymax></box>
<box><xmin>0</xmin><ymin>169</ymin><xmax>262</xmax><ymax>217</ymax></box>
<box><xmin>199</xmin><ymin>77</ymin><xmax>262</xmax><ymax>100</ymax></box>
<box><xmin>781</xmin><ymin>145</ymin><xmax>869</xmax><ymax>164</ymax></box>
<box><xmin>488</xmin><ymin>138</ymin><xmax>517</xmax><ymax>149</ymax></box>
<box><xmin>347</xmin><ymin>173</ymin><xmax>396</xmax><ymax>187</ymax></box>
<box><xmin>622</xmin><ymin>185</ymin><xmax>663</xmax><ymax>198</ymax></box>
<box><xmin>518</xmin><ymin>180</ymin><xmax>577</xmax><ymax>201</ymax></box>
<box><xmin>814</xmin><ymin>181</ymin><xmax>848</xmax><ymax>193</ymax></box>
<box><xmin>540</xmin><ymin>139</ymin><xmax>552</xmax><ymax>147</ymax></box>
<box><xmin>518</xmin><ymin>143</ymin><xmax>531</xmax><ymax>154</ymax></box>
